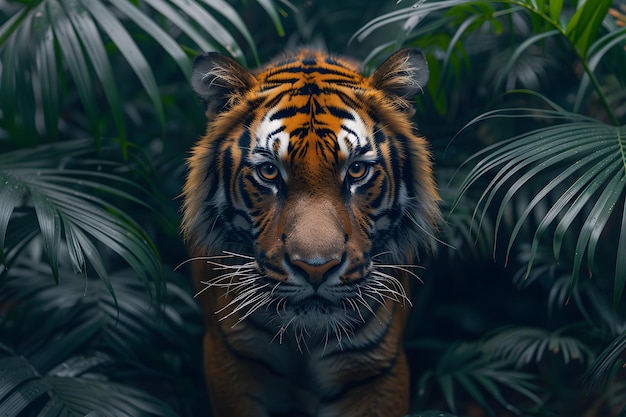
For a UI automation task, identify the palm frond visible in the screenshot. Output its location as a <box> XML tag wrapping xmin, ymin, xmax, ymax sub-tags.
<box><xmin>349</xmin><ymin>0</ymin><xmax>472</xmax><ymax>45</ymax></box>
<box><xmin>585</xmin><ymin>331</ymin><xmax>626</xmax><ymax>391</ymax></box>
<box><xmin>0</xmin><ymin>253</ymin><xmax>200</xmax><ymax>416</ymax></box>
<box><xmin>574</xmin><ymin>24</ymin><xmax>626</xmax><ymax>113</ymax></box>
<box><xmin>454</xmin><ymin>103</ymin><xmax>626</xmax><ymax>306</ymax></box>
<box><xmin>482</xmin><ymin>326</ymin><xmax>594</xmax><ymax>368</ymax></box>
<box><xmin>0</xmin><ymin>139</ymin><xmax>163</xmax><ymax>295</ymax></box>
<box><xmin>419</xmin><ymin>342</ymin><xmax>541</xmax><ymax>416</ymax></box>
<box><xmin>0</xmin><ymin>0</ymin><xmax>284</xmax><ymax>144</ymax></box>
<box><xmin>0</xmin><ymin>354</ymin><xmax>180</xmax><ymax>417</ymax></box>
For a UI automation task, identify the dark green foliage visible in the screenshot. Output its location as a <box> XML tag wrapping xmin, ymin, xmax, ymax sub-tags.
<box><xmin>1</xmin><ymin>0</ymin><xmax>626</xmax><ymax>416</ymax></box>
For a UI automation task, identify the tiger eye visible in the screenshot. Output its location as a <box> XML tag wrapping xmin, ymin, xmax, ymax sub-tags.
<box><xmin>257</xmin><ymin>162</ymin><xmax>279</xmax><ymax>181</ymax></box>
<box><xmin>346</xmin><ymin>162</ymin><xmax>369</xmax><ymax>180</ymax></box>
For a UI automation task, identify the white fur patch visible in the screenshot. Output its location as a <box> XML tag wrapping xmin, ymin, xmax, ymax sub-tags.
<box><xmin>337</xmin><ymin>110</ymin><xmax>373</xmax><ymax>157</ymax></box>
<box><xmin>253</xmin><ymin>110</ymin><xmax>291</xmax><ymax>160</ymax></box>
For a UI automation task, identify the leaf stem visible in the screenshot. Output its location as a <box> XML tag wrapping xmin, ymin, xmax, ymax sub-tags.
<box><xmin>500</xmin><ymin>0</ymin><xmax>619</xmax><ymax>125</ymax></box>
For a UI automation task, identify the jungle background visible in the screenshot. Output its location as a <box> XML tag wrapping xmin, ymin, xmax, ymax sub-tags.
<box><xmin>1</xmin><ymin>0</ymin><xmax>626</xmax><ymax>416</ymax></box>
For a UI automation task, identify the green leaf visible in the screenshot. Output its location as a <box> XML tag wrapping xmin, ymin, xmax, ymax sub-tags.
<box><xmin>350</xmin><ymin>0</ymin><xmax>471</xmax><ymax>44</ymax></box>
<box><xmin>254</xmin><ymin>0</ymin><xmax>287</xmax><ymax>38</ymax></box>
<box><xmin>166</xmin><ymin>0</ymin><xmax>245</xmax><ymax>61</ymax></box>
<box><xmin>552</xmin><ymin>157</ymin><xmax>620</xmax><ymax>261</ymax></box>
<box><xmin>565</xmin><ymin>0</ymin><xmax>612</xmax><ymax>57</ymax></box>
<box><xmin>586</xmin><ymin>331</ymin><xmax>626</xmax><ymax>389</ymax></box>
<box><xmin>507</xmin><ymin>144</ymin><xmax>614</xmax><ymax>269</ymax></box>
<box><xmin>575</xmin><ymin>25</ymin><xmax>626</xmax><ymax>113</ymax></box>
<box><xmin>456</xmin><ymin>101</ymin><xmax>626</xmax><ymax>301</ymax></box>
<box><xmin>67</xmin><ymin>8</ymin><xmax>126</xmax><ymax>141</ymax></box>
<box><xmin>0</xmin><ymin>174</ymin><xmax>24</xmax><ymax>267</ymax></box>
<box><xmin>142</xmin><ymin>0</ymin><xmax>215</xmax><ymax>52</ymax></box>
<box><xmin>569</xmin><ymin>170</ymin><xmax>625</xmax><ymax>295</ymax></box>
<box><xmin>49</xmin><ymin>0</ymin><xmax>100</xmax><ymax>137</ymax></box>
<box><xmin>525</xmin><ymin>146</ymin><xmax>615</xmax><ymax>276</ymax></box>
<box><xmin>34</xmin><ymin>24</ymin><xmax>60</xmax><ymax>141</ymax></box>
<box><xmin>31</xmin><ymin>191</ymin><xmax>62</xmax><ymax>284</ymax></box>
<box><xmin>106</xmin><ymin>0</ymin><xmax>190</xmax><ymax>77</ymax></box>
<box><xmin>0</xmin><ymin>140</ymin><xmax>164</xmax><ymax>294</ymax></box>
<box><xmin>549</xmin><ymin>0</ymin><xmax>564</xmax><ymax>21</ymax></box>
<box><xmin>79</xmin><ymin>0</ymin><xmax>165</xmax><ymax>129</ymax></box>
<box><xmin>200</xmin><ymin>0</ymin><xmax>260</xmax><ymax>63</ymax></box>
<box><xmin>615</xmin><ymin>202</ymin><xmax>626</xmax><ymax>307</ymax></box>
<box><xmin>483</xmin><ymin>326</ymin><xmax>593</xmax><ymax>367</ymax></box>
<box><xmin>0</xmin><ymin>351</ymin><xmax>179</xmax><ymax>417</ymax></box>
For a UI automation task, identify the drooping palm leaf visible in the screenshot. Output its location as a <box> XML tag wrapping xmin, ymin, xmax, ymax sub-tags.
<box><xmin>2</xmin><ymin>259</ymin><xmax>199</xmax><ymax>370</ymax></box>
<box><xmin>453</xmin><ymin>104</ymin><xmax>626</xmax><ymax>306</ymax></box>
<box><xmin>0</xmin><ymin>255</ymin><xmax>201</xmax><ymax>416</ymax></box>
<box><xmin>0</xmin><ymin>0</ymin><xmax>285</xmax><ymax>146</ymax></box>
<box><xmin>0</xmin><ymin>139</ymin><xmax>163</xmax><ymax>295</ymax></box>
<box><xmin>585</xmin><ymin>331</ymin><xmax>626</xmax><ymax>390</ymax></box>
<box><xmin>482</xmin><ymin>326</ymin><xmax>594</xmax><ymax>368</ymax></box>
<box><xmin>350</xmin><ymin>0</ymin><xmax>472</xmax><ymax>45</ymax></box>
<box><xmin>417</xmin><ymin>342</ymin><xmax>541</xmax><ymax>416</ymax></box>
<box><xmin>574</xmin><ymin>24</ymin><xmax>626</xmax><ymax>113</ymax></box>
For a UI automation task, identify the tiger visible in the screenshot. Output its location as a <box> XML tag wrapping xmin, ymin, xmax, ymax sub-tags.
<box><xmin>182</xmin><ymin>47</ymin><xmax>440</xmax><ymax>417</ymax></box>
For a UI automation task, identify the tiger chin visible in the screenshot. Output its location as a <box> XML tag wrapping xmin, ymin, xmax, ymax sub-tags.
<box><xmin>182</xmin><ymin>47</ymin><xmax>440</xmax><ymax>417</ymax></box>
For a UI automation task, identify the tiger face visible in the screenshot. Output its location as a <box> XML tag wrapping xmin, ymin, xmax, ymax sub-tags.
<box><xmin>183</xmin><ymin>49</ymin><xmax>440</xmax><ymax>343</ymax></box>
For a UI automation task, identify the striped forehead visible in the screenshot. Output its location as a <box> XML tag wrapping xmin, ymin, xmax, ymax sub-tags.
<box><xmin>252</xmin><ymin>108</ymin><xmax>371</xmax><ymax>161</ymax></box>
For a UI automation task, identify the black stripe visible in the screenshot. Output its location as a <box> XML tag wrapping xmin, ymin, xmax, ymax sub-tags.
<box><xmin>238</xmin><ymin>129</ymin><xmax>251</xmax><ymax>151</ymax></box>
<box><xmin>327</xmin><ymin>106</ymin><xmax>354</xmax><ymax>120</ymax></box>
<box><xmin>369</xmin><ymin>174</ymin><xmax>386</xmax><ymax>208</ymax></box>
<box><xmin>321</xmin><ymin>79</ymin><xmax>361</xmax><ymax>87</ymax></box>
<box><xmin>297</xmin><ymin>82</ymin><xmax>322</xmax><ymax>96</ymax></box>
<box><xmin>240</xmin><ymin>175</ymin><xmax>254</xmax><ymax>208</ymax></box>
<box><xmin>301</xmin><ymin>56</ymin><xmax>317</xmax><ymax>66</ymax></box>
<box><xmin>276</xmin><ymin>66</ymin><xmax>356</xmax><ymax>76</ymax></box>
<box><xmin>373</xmin><ymin>128</ymin><xmax>387</xmax><ymax>145</ymax></box>
<box><xmin>221</xmin><ymin>148</ymin><xmax>234</xmax><ymax>207</ymax></box>
<box><xmin>270</xmin><ymin>106</ymin><xmax>301</xmax><ymax>120</ymax></box>
<box><xmin>290</xmin><ymin>127</ymin><xmax>309</xmax><ymax>139</ymax></box>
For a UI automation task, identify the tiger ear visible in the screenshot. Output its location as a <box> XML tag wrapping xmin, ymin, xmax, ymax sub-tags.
<box><xmin>191</xmin><ymin>52</ymin><xmax>257</xmax><ymax>116</ymax></box>
<box><xmin>369</xmin><ymin>48</ymin><xmax>429</xmax><ymax>99</ymax></box>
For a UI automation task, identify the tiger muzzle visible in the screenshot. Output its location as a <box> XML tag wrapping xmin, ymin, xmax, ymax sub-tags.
<box><xmin>281</xmin><ymin>196</ymin><xmax>351</xmax><ymax>285</ymax></box>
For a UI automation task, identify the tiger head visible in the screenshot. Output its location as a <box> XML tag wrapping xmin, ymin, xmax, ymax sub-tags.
<box><xmin>183</xmin><ymin>49</ymin><xmax>440</xmax><ymax>340</ymax></box>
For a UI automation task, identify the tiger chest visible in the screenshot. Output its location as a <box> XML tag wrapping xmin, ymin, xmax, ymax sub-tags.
<box><xmin>218</xmin><ymin>307</ymin><xmax>398</xmax><ymax>416</ymax></box>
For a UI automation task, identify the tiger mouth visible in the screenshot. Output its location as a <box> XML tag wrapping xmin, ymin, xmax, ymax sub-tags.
<box><xmin>290</xmin><ymin>294</ymin><xmax>336</xmax><ymax>311</ymax></box>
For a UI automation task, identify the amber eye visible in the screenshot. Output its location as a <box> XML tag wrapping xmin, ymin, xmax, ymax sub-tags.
<box><xmin>346</xmin><ymin>161</ymin><xmax>370</xmax><ymax>180</ymax></box>
<box><xmin>257</xmin><ymin>162</ymin><xmax>280</xmax><ymax>181</ymax></box>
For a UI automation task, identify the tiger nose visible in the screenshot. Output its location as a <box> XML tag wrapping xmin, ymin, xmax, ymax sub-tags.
<box><xmin>290</xmin><ymin>258</ymin><xmax>341</xmax><ymax>287</ymax></box>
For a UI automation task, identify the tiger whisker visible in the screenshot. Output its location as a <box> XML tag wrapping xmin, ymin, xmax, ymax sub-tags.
<box><xmin>272</xmin><ymin>315</ymin><xmax>296</xmax><ymax>345</ymax></box>
<box><xmin>361</xmin><ymin>287</ymin><xmax>393</xmax><ymax>311</ymax></box>
<box><xmin>174</xmin><ymin>256</ymin><xmax>216</xmax><ymax>271</ymax></box>
<box><xmin>371</xmin><ymin>268</ymin><xmax>413</xmax><ymax>297</ymax></box>
<box><xmin>367</xmin><ymin>272</ymin><xmax>412</xmax><ymax>307</ymax></box>
<box><xmin>235</xmin><ymin>294</ymin><xmax>274</xmax><ymax>325</ymax></box>
<box><xmin>353</xmin><ymin>288</ymin><xmax>380</xmax><ymax>317</ymax></box>
<box><xmin>345</xmin><ymin>297</ymin><xmax>365</xmax><ymax>324</ymax></box>
<box><xmin>220</xmin><ymin>284</ymin><xmax>271</xmax><ymax>314</ymax></box>
<box><xmin>219</xmin><ymin>289</ymin><xmax>273</xmax><ymax>325</ymax></box>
